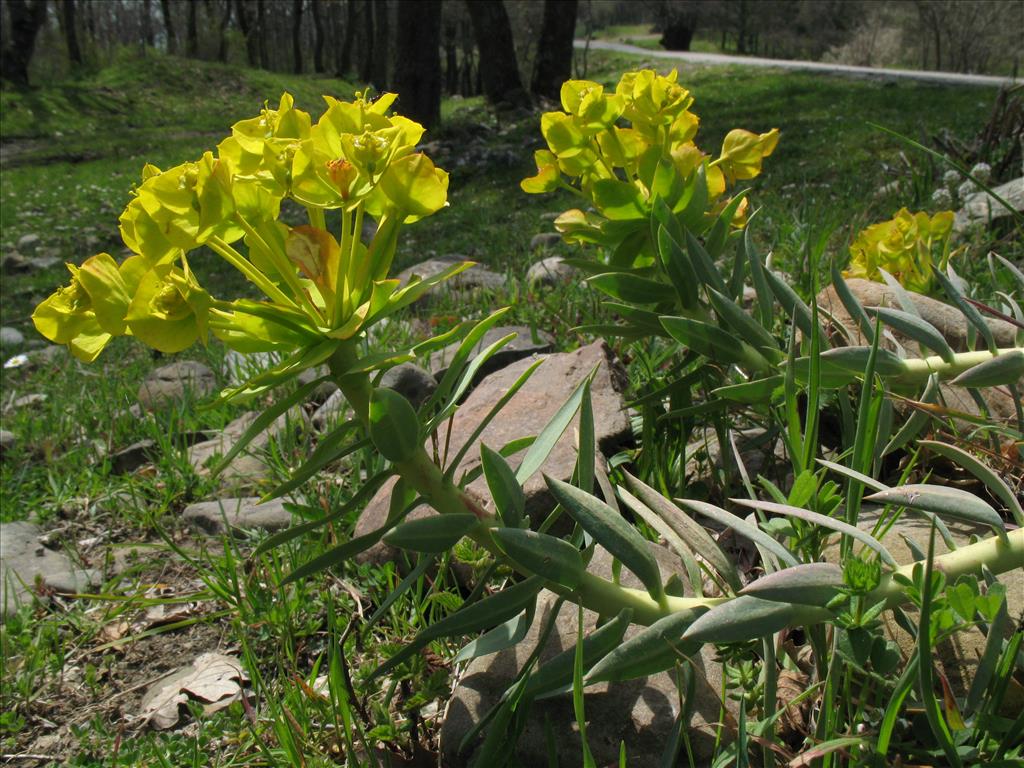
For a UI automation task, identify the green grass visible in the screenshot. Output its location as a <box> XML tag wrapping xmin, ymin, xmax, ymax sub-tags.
<box><xmin>1</xmin><ymin>49</ymin><xmax>1020</xmax><ymax>767</ymax></box>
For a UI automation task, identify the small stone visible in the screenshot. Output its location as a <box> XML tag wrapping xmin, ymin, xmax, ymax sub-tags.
<box><xmin>0</xmin><ymin>327</ymin><xmax>25</xmax><ymax>348</ymax></box>
<box><xmin>379</xmin><ymin>363</ymin><xmax>437</xmax><ymax>409</ymax></box>
<box><xmin>0</xmin><ymin>430</ymin><xmax>15</xmax><ymax>459</ymax></box>
<box><xmin>0</xmin><ymin>251</ymin><xmax>28</xmax><ymax>274</ymax></box>
<box><xmin>138</xmin><ymin>361</ymin><xmax>217</xmax><ymax>410</ymax></box>
<box><xmin>183</xmin><ymin>497</ymin><xmax>293</xmax><ymax>536</ymax></box>
<box><xmin>526</xmin><ymin>255</ymin><xmax>576</xmax><ymax>288</ymax></box>
<box><xmin>312</xmin><ymin>390</ymin><xmax>349</xmax><ymax>432</ymax></box>
<box><xmin>539</xmin><ymin>211</ymin><xmax>561</xmax><ymax>222</ymax></box>
<box><xmin>188</xmin><ymin>408</ymin><xmax>307</xmax><ymax>491</ymax></box>
<box><xmin>395</xmin><ymin>256</ymin><xmax>506</xmax><ymax>305</ymax></box>
<box><xmin>440</xmin><ymin>544</ymin><xmax>732</xmax><ymax>766</ymax></box>
<box><xmin>954</xmin><ymin>176</ymin><xmax>1024</xmax><ymax>234</ymax></box>
<box><xmin>529</xmin><ymin>232</ymin><xmax>563</xmax><ymax>250</ymax></box>
<box><xmin>1</xmin><ymin>521</ymin><xmax>101</xmax><ymax>618</ymax></box>
<box><xmin>430</xmin><ymin>325</ymin><xmax>554</xmax><ymax>384</ymax></box>
<box><xmin>109</xmin><ymin>440</ymin><xmax>157</xmax><ymax>474</ymax></box>
<box><xmin>16</xmin><ymin>234</ymin><xmax>40</xmax><ymax>253</ymax></box>
<box><xmin>10</xmin><ymin>393</ymin><xmax>47</xmax><ymax>410</ymax></box>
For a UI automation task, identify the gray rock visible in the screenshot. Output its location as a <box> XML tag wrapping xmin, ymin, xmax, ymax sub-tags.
<box><xmin>539</xmin><ymin>211</ymin><xmax>562</xmax><ymax>222</ymax></box>
<box><xmin>188</xmin><ymin>408</ymin><xmax>307</xmax><ymax>491</ymax></box>
<box><xmin>311</xmin><ymin>389</ymin><xmax>350</xmax><ymax>432</ymax></box>
<box><xmin>440</xmin><ymin>544</ymin><xmax>731</xmax><ymax>767</ymax></box>
<box><xmin>1</xmin><ymin>521</ymin><xmax>100</xmax><ymax>618</ymax></box>
<box><xmin>526</xmin><ymin>255</ymin><xmax>576</xmax><ymax>289</ymax></box>
<box><xmin>954</xmin><ymin>177</ymin><xmax>1024</xmax><ymax>234</ymax></box>
<box><xmin>0</xmin><ymin>326</ymin><xmax>25</xmax><ymax>348</ymax></box>
<box><xmin>815</xmin><ymin>278</ymin><xmax>1018</xmax><ymax>351</ymax></box>
<box><xmin>10</xmin><ymin>393</ymin><xmax>47</xmax><ymax>410</ymax></box>
<box><xmin>529</xmin><ymin>232</ymin><xmax>563</xmax><ymax>251</ymax></box>
<box><xmin>395</xmin><ymin>256</ymin><xmax>506</xmax><ymax>305</ymax></box>
<box><xmin>138</xmin><ymin>361</ymin><xmax>217</xmax><ymax>410</ymax></box>
<box><xmin>16</xmin><ymin>234</ymin><xmax>40</xmax><ymax>253</ymax></box>
<box><xmin>825</xmin><ymin>510</ymin><xmax>1023</xmax><ymax>701</ymax></box>
<box><xmin>380</xmin><ymin>363</ymin><xmax>437</xmax><ymax>409</ymax></box>
<box><xmin>429</xmin><ymin>325</ymin><xmax>554</xmax><ymax>384</ymax></box>
<box><xmin>354</xmin><ymin>341</ymin><xmax>632</xmax><ymax>566</ymax></box>
<box><xmin>110</xmin><ymin>440</ymin><xmax>157</xmax><ymax>475</ymax></box>
<box><xmin>183</xmin><ymin>497</ymin><xmax>293</xmax><ymax>536</ymax></box>
<box><xmin>0</xmin><ymin>430</ymin><xmax>14</xmax><ymax>459</ymax></box>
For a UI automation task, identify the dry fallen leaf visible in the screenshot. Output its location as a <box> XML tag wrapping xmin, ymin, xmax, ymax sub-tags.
<box><xmin>138</xmin><ymin>652</ymin><xmax>247</xmax><ymax>730</ymax></box>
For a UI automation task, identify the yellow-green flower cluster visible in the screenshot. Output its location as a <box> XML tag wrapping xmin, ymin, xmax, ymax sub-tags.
<box><xmin>844</xmin><ymin>208</ymin><xmax>954</xmax><ymax>294</ymax></box>
<box><xmin>521</xmin><ymin>69</ymin><xmax>778</xmax><ymax>263</ymax></box>
<box><xmin>33</xmin><ymin>92</ymin><xmax>449</xmax><ymax>369</ymax></box>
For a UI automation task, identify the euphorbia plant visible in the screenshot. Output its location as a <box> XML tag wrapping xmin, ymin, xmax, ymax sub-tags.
<box><xmin>31</xmin><ymin>77</ymin><xmax>1024</xmax><ymax>765</ymax></box>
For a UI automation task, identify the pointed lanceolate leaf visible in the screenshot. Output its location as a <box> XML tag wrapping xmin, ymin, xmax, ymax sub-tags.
<box><xmin>918</xmin><ymin>440</ymin><xmax>1024</xmax><ymax>527</ymax></box>
<box><xmin>864</xmin><ymin>484</ymin><xmax>1006</xmax><ymax>535</ymax></box>
<box><xmin>732</xmin><ymin>498</ymin><xmax>898</xmax><ymax>567</ymax></box>
<box><xmin>950</xmin><ymin>349</ymin><xmax>1024</xmax><ymax>388</ymax></box>
<box><xmin>678</xmin><ymin>499</ymin><xmax>798</xmax><ymax>568</ymax></box>
<box><xmin>587</xmin><ymin>273</ymin><xmax>677</xmax><ymax>305</ymax></box>
<box><xmin>545</xmin><ymin>475</ymin><xmax>665</xmax><ymax>601</ymax></box>
<box><xmin>656</xmin><ymin>226</ymin><xmax>698</xmax><ymax>309</ymax></box>
<box><xmin>586</xmin><ymin>610</ymin><xmax>704</xmax><ymax>684</ymax></box>
<box><xmin>526</xmin><ymin>609</ymin><xmax>632</xmax><ymax>698</ymax></box>
<box><xmin>492</xmin><ymin>528</ymin><xmax>585</xmax><ymax>590</ymax></box>
<box><xmin>383</xmin><ymin>513</ymin><xmax>479</xmax><ymax>553</ymax></box>
<box><xmin>368</xmin><ymin>387</ymin><xmax>420</xmax><ymax>462</ymax></box>
<box><xmin>372</xmin><ymin>576</ymin><xmax>544</xmax><ymax>679</ymax></box>
<box><xmin>739</xmin><ymin>563</ymin><xmax>844</xmax><ymax>606</ymax></box>
<box><xmin>819</xmin><ymin>346</ymin><xmax>907</xmax><ymax>377</ymax></box>
<box><xmin>620</xmin><ymin>470</ymin><xmax>741</xmax><ymax>592</ymax></box>
<box><xmin>453</xmin><ymin>602</ymin><xmax>536</xmax><ymax>663</ymax></box>
<box><xmin>660</xmin><ymin>316</ymin><xmax>749</xmax><ymax>366</ymax></box>
<box><xmin>867</xmin><ymin>306</ymin><xmax>955</xmax><ymax>363</ymax></box>
<box><xmin>481</xmin><ymin>444</ymin><xmax>526</xmax><ymax>528</ymax></box>
<box><xmin>707</xmin><ymin>287</ymin><xmax>779</xmax><ymax>358</ymax></box>
<box><xmin>516</xmin><ymin>372</ymin><xmax>592</xmax><ymax>484</ymax></box>
<box><xmin>683</xmin><ymin>595</ymin><xmax>830</xmax><ymax>644</ymax></box>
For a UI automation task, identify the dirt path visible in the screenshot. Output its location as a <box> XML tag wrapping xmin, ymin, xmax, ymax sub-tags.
<box><xmin>577</xmin><ymin>39</ymin><xmax>1020</xmax><ymax>88</ymax></box>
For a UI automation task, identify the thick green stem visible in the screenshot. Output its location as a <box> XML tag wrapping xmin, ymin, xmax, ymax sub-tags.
<box><xmin>890</xmin><ymin>347</ymin><xmax>1022</xmax><ymax>385</ymax></box>
<box><xmin>327</xmin><ymin>345</ymin><xmax>1024</xmax><ymax>632</ymax></box>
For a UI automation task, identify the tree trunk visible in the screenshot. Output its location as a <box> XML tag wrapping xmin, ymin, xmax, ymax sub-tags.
<box><xmin>235</xmin><ymin>0</ymin><xmax>258</xmax><ymax>66</ymax></box>
<box><xmin>186</xmin><ymin>0</ymin><xmax>198</xmax><ymax>57</ymax></box>
<box><xmin>141</xmin><ymin>0</ymin><xmax>155</xmax><ymax>48</ymax></box>
<box><xmin>292</xmin><ymin>0</ymin><xmax>303</xmax><ymax>73</ymax></box>
<box><xmin>160</xmin><ymin>0</ymin><xmax>177</xmax><ymax>54</ymax></box>
<box><xmin>1</xmin><ymin>0</ymin><xmax>48</xmax><ymax>86</ymax></box>
<box><xmin>443</xmin><ymin>19</ymin><xmax>457</xmax><ymax>94</ymax></box>
<box><xmin>357</xmin><ymin>0</ymin><xmax>373</xmax><ymax>83</ymax></box>
<box><xmin>371</xmin><ymin>0</ymin><xmax>389</xmax><ymax>89</ymax></box>
<box><xmin>60</xmin><ymin>0</ymin><xmax>84</xmax><ymax>66</ymax></box>
<box><xmin>393</xmin><ymin>0</ymin><xmax>442</xmax><ymax>128</ymax></box>
<box><xmin>531</xmin><ymin>0</ymin><xmax>576</xmax><ymax>101</ymax></box>
<box><xmin>465</xmin><ymin>0</ymin><xmax>529</xmax><ymax>108</ymax></box>
<box><xmin>256</xmin><ymin>0</ymin><xmax>268</xmax><ymax>68</ymax></box>
<box><xmin>217</xmin><ymin>0</ymin><xmax>232</xmax><ymax>62</ymax></box>
<box><xmin>311</xmin><ymin>0</ymin><xmax>325</xmax><ymax>72</ymax></box>
<box><xmin>338</xmin><ymin>0</ymin><xmax>355</xmax><ymax>75</ymax></box>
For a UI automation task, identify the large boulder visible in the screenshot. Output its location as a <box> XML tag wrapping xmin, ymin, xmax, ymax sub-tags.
<box><xmin>183</xmin><ymin>497</ymin><xmax>293</xmax><ymax>536</ymax></box>
<box><xmin>440</xmin><ymin>544</ymin><xmax>732</xmax><ymax>767</ymax></box>
<box><xmin>353</xmin><ymin>341</ymin><xmax>632</xmax><ymax>566</ymax></box>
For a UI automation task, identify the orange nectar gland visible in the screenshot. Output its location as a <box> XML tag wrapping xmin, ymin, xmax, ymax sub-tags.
<box><xmin>327</xmin><ymin>158</ymin><xmax>358</xmax><ymax>200</ymax></box>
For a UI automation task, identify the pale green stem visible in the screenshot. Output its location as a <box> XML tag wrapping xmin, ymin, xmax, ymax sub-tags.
<box><xmin>336</xmin><ymin>207</ymin><xmax>354</xmax><ymax>326</ymax></box>
<box><xmin>230</xmin><ymin>215</ymin><xmax>324</xmax><ymax>324</ymax></box>
<box><xmin>327</xmin><ymin>346</ymin><xmax>1024</xmax><ymax>631</ymax></box>
<box><xmin>888</xmin><ymin>347</ymin><xmax>1023</xmax><ymax>384</ymax></box>
<box><xmin>306</xmin><ymin>205</ymin><xmax>326</xmax><ymax>232</ymax></box>
<box><xmin>348</xmin><ymin>204</ymin><xmax>365</xmax><ymax>309</ymax></box>
<box><xmin>207</xmin><ymin>236</ymin><xmax>297</xmax><ymax>310</ymax></box>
